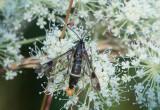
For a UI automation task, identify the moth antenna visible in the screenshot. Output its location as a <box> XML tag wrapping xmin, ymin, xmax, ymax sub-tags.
<box><xmin>57</xmin><ymin>17</ymin><xmax>81</xmax><ymax>40</ymax></box>
<box><xmin>82</xmin><ymin>17</ymin><xmax>102</xmax><ymax>40</ymax></box>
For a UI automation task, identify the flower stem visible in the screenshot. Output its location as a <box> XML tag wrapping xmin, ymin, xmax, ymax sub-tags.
<box><xmin>45</xmin><ymin>95</ymin><xmax>53</xmax><ymax>110</ymax></box>
<box><xmin>40</xmin><ymin>94</ymin><xmax>48</xmax><ymax>110</ymax></box>
<box><xmin>60</xmin><ymin>0</ymin><xmax>74</xmax><ymax>40</ymax></box>
<box><xmin>18</xmin><ymin>36</ymin><xmax>45</xmax><ymax>45</ymax></box>
<box><xmin>0</xmin><ymin>36</ymin><xmax>45</xmax><ymax>48</ymax></box>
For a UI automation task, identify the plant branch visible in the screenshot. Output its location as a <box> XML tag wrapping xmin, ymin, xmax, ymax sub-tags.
<box><xmin>0</xmin><ymin>36</ymin><xmax>45</xmax><ymax>49</ymax></box>
<box><xmin>18</xmin><ymin>36</ymin><xmax>45</xmax><ymax>45</ymax></box>
<box><xmin>60</xmin><ymin>0</ymin><xmax>74</xmax><ymax>40</ymax></box>
<box><xmin>40</xmin><ymin>94</ymin><xmax>48</xmax><ymax>110</ymax></box>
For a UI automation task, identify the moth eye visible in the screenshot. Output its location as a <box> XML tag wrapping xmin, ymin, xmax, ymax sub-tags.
<box><xmin>91</xmin><ymin>72</ymin><xmax>96</xmax><ymax>78</ymax></box>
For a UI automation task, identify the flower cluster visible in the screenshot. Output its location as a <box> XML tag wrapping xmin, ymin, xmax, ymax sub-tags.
<box><xmin>0</xmin><ymin>0</ymin><xmax>27</xmax><ymax>30</ymax></box>
<box><xmin>23</xmin><ymin>0</ymin><xmax>107</xmax><ymax>29</ymax></box>
<box><xmin>105</xmin><ymin>0</ymin><xmax>160</xmax><ymax>38</ymax></box>
<box><xmin>30</xmin><ymin>25</ymin><xmax>125</xmax><ymax>109</ymax></box>
<box><xmin>120</xmin><ymin>36</ymin><xmax>160</xmax><ymax>109</ymax></box>
<box><xmin>0</xmin><ymin>0</ymin><xmax>25</xmax><ymax>80</ymax></box>
<box><xmin>0</xmin><ymin>25</ymin><xmax>23</xmax><ymax>80</ymax></box>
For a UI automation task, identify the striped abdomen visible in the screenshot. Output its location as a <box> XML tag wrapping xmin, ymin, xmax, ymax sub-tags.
<box><xmin>69</xmin><ymin>43</ymin><xmax>83</xmax><ymax>90</ymax></box>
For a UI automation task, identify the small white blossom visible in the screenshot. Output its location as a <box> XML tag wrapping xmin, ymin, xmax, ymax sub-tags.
<box><xmin>24</xmin><ymin>11</ymin><xmax>33</xmax><ymax>22</ymax></box>
<box><xmin>121</xmin><ymin>74</ymin><xmax>131</xmax><ymax>82</ymax></box>
<box><xmin>36</xmin><ymin>18</ymin><xmax>46</xmax><ymax>29</ymax></box>
<box><xmin>5</xmin><ymin>71</ymin><xmax>17</xmax><ymax>80</ymax></box>
<box><xmin>126</xmin><ymin>25</ymin><xmax>135</xmax><ymax>35</ymax></box>
<box><xmin>111</xmin><ymin>27</ymin><xmax>120</xmax><ymax>37</ymax></box>
<box><xmin>31</xmin><ymin>5</ymin><xmax>40</xmax><ymax>14</ymax></box>
<box><xmin>48</xmin><ymin>12</ymin><xmax>55</xmax><ymax>22</ymax></box>
<box><xmin>78</xmin><ymin>10</ymin><xmax>88</xmax><ymax>18</ymax></box>
<box><xmin>121</xmin><ymin>61</ymin><xmax>130</xmax><ymax>69</ymax></box>
<box><xmin>40</xmin><ymin>7</ymin><xmax>48</xmax><ymax>16</ymax></box>
<box><xmin>3</xmin><ymin>58</ymin><xmax>14</xmax><ymax>67</ymax></box>
<box><xmin>13</xmin><ymin>20</ymin><xmax>21</xmax><ymax>30</ymax></box>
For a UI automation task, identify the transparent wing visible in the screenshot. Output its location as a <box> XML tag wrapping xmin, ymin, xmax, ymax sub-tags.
<box><xmin>35</xmin><ymin>48</ymin><xmax>75</xmax><ymax>77</ymax></box>
<box><xmin>82</xmin><ymin>47</ymin><xmax>101</xmax><ymax>91</ymax></box>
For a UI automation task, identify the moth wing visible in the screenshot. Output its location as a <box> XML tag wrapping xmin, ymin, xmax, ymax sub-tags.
<box><xmin>35</xmin><ymin>48</ymin><xmax>75</xmax><ymax>77</ymax></box>
<box><xmin>83</xmin><ymin>48</ymin><xmax>101</xmax><ymax>91</ymax></box>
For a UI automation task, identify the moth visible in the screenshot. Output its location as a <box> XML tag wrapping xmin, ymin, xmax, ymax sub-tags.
<box><xmin>35</xmin><ymin>18</ymin><xmax>101</xmax><ymax>96</ymax></box>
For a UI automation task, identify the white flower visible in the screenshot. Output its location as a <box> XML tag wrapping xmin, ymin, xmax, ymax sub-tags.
<box><xmin>126</xmin><ymin>25</ymin><xmax>135</xmax><ymax>35</ymax></box>
<box><xmin>40</xmin><ymin>7</ymin><xmax>48</xmax><ymax>16</ymax></box>
<box><xmin>121</xmin><ymin>74</ymin><xmax>131</xmax><ymax>82</ymax></box>
<box><xmin>31</xmin><ymin>5</ymin><xmax>40</xmax><ymax>14</ymax></box>
<box><xmin>78</xmin><ymin>10</ymin><xmax>88</xmax><ymax>18</ymax></box>
<box><xmin>24</xmin><ymin>11</ymin><xmax>33</xmax><ymax>22</ymax></box>
<box><xmin>134</xmin><ymin>83</ymin><xmax>144</xmax><ymax>93</ymax></box>
<box><xmin>48</xmin><ymin>12</ymin><xmax>55</xmax><ymax>22</ymax></box>
<box><xmin>124</xmin><ymin>3</ymin><xmax>141</xmax><ymax>24</ymax></box>
<box><xmin>88</xmin><ymin>91</ymin><xmax>97</xmax><ymax>102</ymax></box>
<box><xmin>94</xmin><ymin>10</ymin><xmax>104</xmax><ymax>19</ymax></box>
<box><xmin>111</xmin><ymin>27</ymin><xmax>120</xmax><ymax>37</ymax></box>
<box><xmin>13</xmin><ymin>20</ymin><xmax>21</xmax><ymax>30</ymax></box>
<box><xmin>5</xmin><ymin>71</ymin><xmax>17</xmax><ymax>80</ymax></box>
<box><xmin>126</xmin><ymin>49</ymin><xmax>135</xmax><ymax>57</ymax></box>
<box><xmin>4</xmin><ymin>58</ymin><xmax>14</xmax><ymax>67</ymax></box>
<box><xmin>36</xmin><ymin>18</ymin><xmax>46</xmax><ymax>29</ymax></box>
<box><xmin>136</xmin><ymin>69</ymin><xmax>145</xmax><ymax>78</ymax></box>
<box><xmin>121</xmin><ymin>61</ymin><xmax>130</xmax><ymax>69</ymax></box>
<box><xmin>131</xmin><ymin>59</ymin><xmax>140</xmax><ymax>67</ymax></box>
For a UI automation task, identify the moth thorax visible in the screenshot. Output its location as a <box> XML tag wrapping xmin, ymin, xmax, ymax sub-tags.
<box><xmin>66</xmin><ymin>85</ymin><xmax>75</xmax><ymax>96</ymax></box>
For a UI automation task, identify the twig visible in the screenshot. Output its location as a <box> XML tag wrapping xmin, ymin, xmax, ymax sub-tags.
<box><xmin>60</xmin><ymin>0</ymin><xmax>74</xmax><ymax>40</ymax></box>
<box><xmin>45</xmin><ymin>95</ymin><xmax>53</xmax><ymax>110</ymax></box>
<box><xmin>70</xmin><ymin>3</ymin><xmax>78</xmax><ymax>28</ymax></box>
<box><xmin>40</xmin><ymin>94</ymin><xmax>48</xmax><ymax>110</ymax></box>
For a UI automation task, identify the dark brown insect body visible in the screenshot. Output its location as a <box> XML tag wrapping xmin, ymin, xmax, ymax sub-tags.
<box><xmin>69</xmin><ymin>40</ymin><xmax>83</xmax><ymax>90</ymax></box>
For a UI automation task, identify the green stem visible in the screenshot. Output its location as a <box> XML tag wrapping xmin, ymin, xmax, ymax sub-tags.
<box><xmin>0</xmin><ymin>36</ymin><xmax>45</xmax><ymax>48</ymax></box>
<box><xmin>41</xmin><ymin>0</ymin><xmax>56</xmax><ymax>9</ymax></box>
<box><xmin>88</xmin><ymin>2</ymin><xmax>105</xmax><ymax>10</ymax></box>
<box><xmin>0</xmin><ymin>55</ymin><xmax>4</xmax><ymax>60</ymax></box>
<box><xmin>18</xmin><ymin>36</ymin><xmax>45</xmax><ymax>45</ymax></box>
<box><xmin>84</xmin><ymin>85</ymin><xmax>90</xmax><ymax>104</ymax></box>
